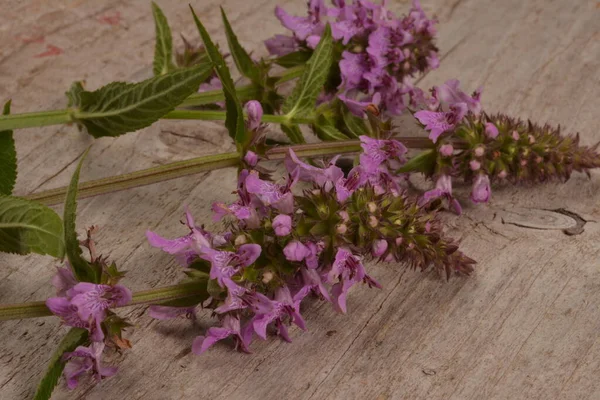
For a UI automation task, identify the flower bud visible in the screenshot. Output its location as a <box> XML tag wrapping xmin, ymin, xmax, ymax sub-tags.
<box><xmin>338</xmin><ymin>210</ymin><xmax>349</xmax><ymax>222</ymax></box>
<box><xmin>485</xmin><ymin>122</ymin><xmax>499</xmax><ymax>139</ymax></box>
<box><xmin>498</xmin><ymin>170</ymin><xmax>508</xmax><ymax>179</ymax></box>
<box><xmin>474</xmin><ymin>146</ymin><xmax>485</xmax><ymax>157</ymax></box>
<box><xmin>469</xmin><ymin>160</ymin><xmax>481</xmax><ymax>171</ymax></box>
<box><xmin>470</xmin><ymin>174</ymin><xmax>491</xmax><ymax>203</ymax></box>
<box><xmin>262</xmin><ymin>271</ymin><xmax>274</xmax><ymax>284</ymax></box>
<box><xmin>234</xmin><ymin>235</ymin><xmax>247</xmax><ymax>246</ymax></box>
<box><xmin>367</xmin><ymin>202</ymin><xmax>378</xmax><ymax>213</ymax></box>
<box><xmin>336</xmin><ymin>224</ymin><xmax>348</xmax><ymax>234</ymax></box>
<box><xmin>368</xmin><ymin>215</ymin><xmax>379</xmax><ymax>228</ymax></box>
<box><xmin>528</xmin><ymin>135</ymin><xmax>535</xmax><ymax>144</ymax></box>
<box><xmin>512</xmin><ymin>130</ymin><xmax>520</xmax><ymax>140</ymax></box>
<box><xmin>244</xmin><ymin>151</ymin><xmax>258</xmax><ymax>167</ymax></box>
<box><xmin>272</xmin><ymin>214</ymin><xmax>292</xmax><ymax>236</ymax></box>
<box><xmin>372</xmin><ymin>240</ymin><xmax>388</xmax><ymax>257</ymax></box>
<box><xmin>245</xmin><ymin>100</ymin><xmax>263</xmax><ymax>131</ymax></box>
<box><xmin>439</xmin><ymin>144</ymin><xmax>454</xmax><ymax>157</ymax></box>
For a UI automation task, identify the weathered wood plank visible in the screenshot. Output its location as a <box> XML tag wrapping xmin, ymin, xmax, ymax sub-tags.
<box><xmin>0</xmin><ymin>1</ymin><xmax>599</xmax><ymax>399</ymax></box>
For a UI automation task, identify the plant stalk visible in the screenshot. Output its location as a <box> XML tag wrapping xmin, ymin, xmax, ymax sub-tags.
<box><xmin>24</xmin><ymin>138</ymin><xmax>441</xmax><ymax>206</ymax></box>
<box><xmin>0</xmin><ymin>282</ymin><xmax>208</xmax><ymax>322</ymax></box>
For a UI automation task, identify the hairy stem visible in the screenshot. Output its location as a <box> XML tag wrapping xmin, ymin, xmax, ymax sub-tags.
<box><xmin>24</xmin><ymin>138</ymin><xmax>438</xmax><ymax>206</ymax></box>
<box><xmin>163</xmin><ymin>109</ymin><xmax>314</xmax><ymax>125</ymax></box>
<box><xmin>0</xmin><ymin>109</ymin><xmax>73</xmax><ymax>131</ymax></box>
<box><xmin>0</xmin><ymin>282</ymin><xmax>208</xmax><ymax>321</ymax></box>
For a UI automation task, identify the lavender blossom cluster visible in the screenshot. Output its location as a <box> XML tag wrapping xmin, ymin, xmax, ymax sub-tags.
<box><xmin>146</xmin><ymin>105</ymin><xmax>474</xmax><ymax>353</ymax></box>
<box><xmin>409</xmin><ymin>80</ymin><xmax>600</xmax><ymax>213</ymax></box>
<box><xmin>46</xmin><ymin>266</ymin><xmax>131</xmax><ymax>388</ymax></box>
<box><xmin>266</xmin><ymin>0</ymin><xmax>439</xmax><ymax>116</ymax></box>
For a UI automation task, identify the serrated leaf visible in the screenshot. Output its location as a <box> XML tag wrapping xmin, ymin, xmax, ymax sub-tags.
<box><xmin>63</xmin><ymin>148</ymin><xmax>96</xmax><ymax>282</ymax></box>
<box><xmin>274</xmin><ymin>50</ymin><xmax>312</xmax><ymax>68</ymax></box>
<box><xmin>396</xmin><ymin>149</ymin><xmax>437</xmax><ymax>174</ymax></box>
<box><xmin>33</xmin><ymin>328</ymin><xmax>89</xmax><ymax>400</ymax></box>
<box><xmin>0</xmin><ymin>195</ymin><xmax>64</xmax><ymax>257</ymax></box>
<box><xmin>66</xmin><ymin>82</ymin><xmax>85</xmax><ymax>108</ymax></box>
<box><xmin>189</xmin><ymin>6</ymin><xmax>247</xmax><ymax>146</ymax></box>
<box><xmin>220</xmin><ymin>8</ymin><xmax>260</xmax><ymax>83</ymax></box>
<box><xmin>71</xmin><ymin>63</ymin><xmax>213</xmax><ymax>138</ymax></box>
<box><xmin>151</xmin><ymin>2</ymin><xmax>175</xmax><ymax>76</ymax></box>
<box><xmin>281</xmin><ymin>124</ymin><xmax>305</xmax><ymax>144</ymax></box>
<box><xmin>282</xmin><ymin>24</ymin><xmax>333</xmax><ymax>120</ymax></box>
<box><xmin>0</xmin><ymin>100</ymin><xmax>16</xmax><ymax>195</ymax></box>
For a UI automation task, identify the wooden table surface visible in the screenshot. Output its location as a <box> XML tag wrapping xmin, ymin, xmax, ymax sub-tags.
<box><xmin>1</xmin><ymin>1</ymin><xmax>599</xmax><ymax>399</ymax></box>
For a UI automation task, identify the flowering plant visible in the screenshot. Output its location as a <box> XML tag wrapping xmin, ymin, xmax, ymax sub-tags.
<box><xmin>0</xmin><ymin>2</ymin><xmax>598</xmax><ymax>399</ymax></box>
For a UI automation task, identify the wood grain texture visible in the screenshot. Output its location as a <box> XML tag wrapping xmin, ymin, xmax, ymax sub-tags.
<box><xmin>1</xmin><ymin>1</ymin><xmax>599</xmax><ymax>399</ymax></box>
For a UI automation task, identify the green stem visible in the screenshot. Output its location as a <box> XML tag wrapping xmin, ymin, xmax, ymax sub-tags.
<box><xmin>26</xmin><ymin>152</ymin><xmax>240</xmax><ymax>206</ymax></box>
<box><xmin>0</xmin><ymin>109</ymin><xmax>72</xmax><ymax>131</ymax></box>
<box><xmin>179</xmin><ymin>84</ymin><xmax>258</xmax><ymax>107</ymax></box>
<box><xmin>23</xmin><ymin>138</ymin><xmax>438</xmax><ymax>206</ymax></box>
<box><xmin>163</xmin><ymin>109</ymin><xmax>314</xmax><ymax>125</ymax></box>
<box><xmin>0</xmin><ymin>282</ymin><xmax>208</xmax><ymax>322</ymax></box>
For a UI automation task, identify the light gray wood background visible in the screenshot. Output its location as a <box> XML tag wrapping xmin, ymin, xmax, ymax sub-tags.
<box><xmin>1</xmin><ymin>1</ymin><xmax>599</xmax><ymax>399</ymax></box>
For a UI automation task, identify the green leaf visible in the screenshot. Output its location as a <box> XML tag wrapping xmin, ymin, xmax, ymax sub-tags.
<box><xmin>189</xmin><ymin>6</ymin><xmax>247</xmax><ymax>146</ymax></box>
<box><xmin>65</xmin><ymin>82</ymin><xmax>85</xmax><ymax>108</ymax></box>
<box><xmin>71</xmin><ymin>63</ymin><xmax>213</xmax><ymax>138</ymax></box>
<box><xmin>282</xmin><ymin>24</ymin><xmax>333</xmax><ymax>120</ymax></box>
<box><xmin>33</xmin><ymin>328</ymin><xmax>89</xmax><ymax>400</ymax></box>
<box><xmin>220</xmin><ymin>8</ymin><xmax>260</xmax><ymax>83</ymax></box>
<box><xmin>281</xmin><ymin>124</ymin><xmax>305</xmax><ymax>144</ymax></box>
<box><xmin>396</xmin><ymin>149</ymin><xmax>437</xmax><ymax>174</ymax></box>
<box><xmin>313</xmin><ymin>122</ymin><xmax>349</xmax><ymax>141</ymax></box>
<box><xmin>274</xmin><ymin>50</ymin><xmax>312</xmax><ymax>68</ymax></box>
<box><xmin>63</xmin><ymin>149</ymin><xmax>95</xmax><ymax>282</ymax></box>
<box><xmin>0</xmin><ymin>195</ymin><xmax>64</xmax><ymax>257</ymax></box>
<box><xmin>151</xmin><ymin>2</ymin><xmax>175</xmax><ymax>76</ymax></box>
<box><xmin>341</xmin><ymin>105</ymin><xmax>369</xmax><ymax>138</ymax></box>
<box><xmin>0</xmin><ymin>100</ymin><xmax>16</xmax><ymax>195</ymax></box>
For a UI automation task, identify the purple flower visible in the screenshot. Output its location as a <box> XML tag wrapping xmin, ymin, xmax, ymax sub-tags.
<box><xmin>414</xmin><ymin>103</ymin><xmax>468</xmax><ymax>143</ymax></box>
<box><xmin>300</xmin><ymin>267</ymin><xmax>332</xmax><ymax>302</ymax></box>
<box><xmin>421</xmin><ymin>174</ymin><xmax>462</xmax><ymax>215</ymax></box>
<box><xmin>47</xmin><ymin>282</ymin><xmax>131</xmax><ymax>342</ymax></box>
<box><xmin>359</xmin><ymin>135</ymin><xmax>407</xmax><ymax>173</ymax></box>
<box><xmin>285</xmin><ymin>149</ymin><xmax>344</xmax><ymax>190</ymax></box>
<box><xmin>62</xmin><ymin>342</ymin><xmax>116</xmax><ymax>389</ymax></box>
<box><xmin>211</xmin><ymin>202</ymin><xmax>253</xmax><ymax>222</ymax></box>
<box><xmin>328</xmin><ymin>248</ymin><xmax>380</xmax><ymax>313</ymax></box>
<box><xmin>52</xmin><ymin>266</ymin><xmax>77</xmax><ymax>297</ymax></box>
<box><xmin>339</xmin><ymin>92</ymin><xmax>381</xmax><ymax>117</ymax></box>
<box><xmin>245</xmin><ymin>286</ymin><xmax>307</xmax><ymax>342</ymax></box>
<box><xmin>334</xmin><ymin>166</ymin><xmax>366</xmax><ymax>202</ymax></box>
<box><xmin>192</xmin><ymin>314</ymin><xmax>251</xmax><ymax>354</ymax></box>
<box><xmin>435</xmin><ymin>79</ymin><xmax>481</xmax><ymax>114</ymax></box>
<box><xmin>273</xmin><ymin>214</ymin><xmax>292</xmax><ymax>236</ymax></box>
<box><xmin>201</xmin><ymin>244</ymin><xmax>261</xmax><ymax>287</ymax></box>
<box><xmin>274</xmin><ymin>0</ymin><xmax>325</xmax><ymax>41</ymax></box>
<box><xmin>148</xmin><ymin>305</ymin><xmax>196</xmax><ymax>320</ymax></box>
<box><xmin>471</xmin><ymin>174</ymin><xmax>491</xmax><ymax>203</ymax></box>
<box><xmin>283</xmin><ymin>241</ymin><xmax>311</xmax><ymax>262</ymax></box>
<box><xmin>245</xmin><ymin>172</ymin><xmax>296</xmax><ymax>214</ymax></box>
<box><xmin>264</xmin><ymin>34</ymin><xmax>298</xmax><ymax>56</ymax></box>
<box><xmin>215</xmin><ymin>278</ymin><xmax>248</xmax><ymax>314</ymax></box>
<box><xmin>485</xmin><ymin>122</ymin><xmax>499</xmax><ymax>139</ymax></box>
<box><xmin>245</xmin><ymin>101</ymin><xmax>263</xmax><ymax>132</ymax></box>
<box><xmin>146</xmin><ymin>210</ymin><xmax>212</xmax><ymax>262</ymax></box>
